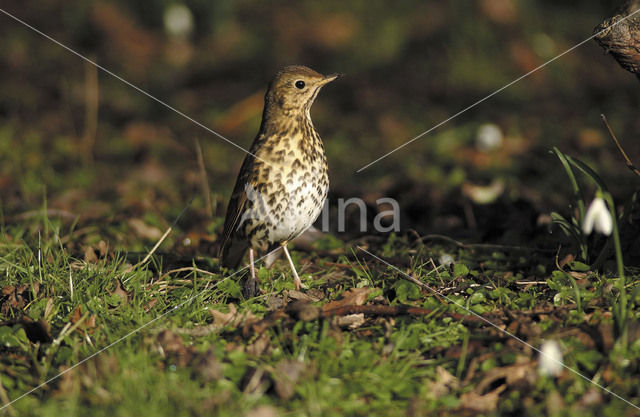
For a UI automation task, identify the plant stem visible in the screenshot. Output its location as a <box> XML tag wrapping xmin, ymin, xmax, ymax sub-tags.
<box><xmin>604</xmin><ymin>192</ymin><xmax>627</xmax><ymax>349</ymax></box>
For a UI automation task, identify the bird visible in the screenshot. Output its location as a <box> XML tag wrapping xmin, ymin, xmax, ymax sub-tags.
<box><xmin>219</xmin><ymin>65</ymin><xmax>340</xmax><ymax>296</ymax></box>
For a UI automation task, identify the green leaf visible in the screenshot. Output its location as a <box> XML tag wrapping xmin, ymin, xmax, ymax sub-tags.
<box><xmin>393</xmin><ymin>280</ymin><xmax>420</xmax><ymax>302</ymax></box>
<box><xmin>469</xmin><ymin>291</ymin><xmax>486</xmax><ymax>305</ymax></box>
<box><xmin>453</xmin><ymin>263</ymin><xmax>469</xmax><ymax>277</ymax></box>
<box><xmin>218</xmin><ymin>279</ymin><xmax>242</xmax><ymax>298</ymax></box>
<box><xmin>568</xmin><ymin>261</ymin><xmax>590</xmax><ymax>272</ymax></box>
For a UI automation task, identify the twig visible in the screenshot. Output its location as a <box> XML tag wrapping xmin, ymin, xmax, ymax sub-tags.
<box><xmin>194</xmin><ymin>138</ymin><xmax>213</xmax><ymax>218</ymax></box>
<box><xmin>601</xmin><ymin>114</ymin><xmax>640</xmax><ymax>177</ymax></box>
<box><xmin>123</xmin><ymin>197</ymin><xmax>194</xmax><ymax>273</ymax></box>
<box><xmin>416</xmin><ymin>234</ymin><xmax>555</xmax><ymax>252</ymax></box>
<box><xmin>320</xmin><ymin>304</ymin><xmax>484</xmax><ymax>324</ymax></box>
<box><xmin>158</xmin><ymin>266</ymin><xmax>220</xmax><ymax>281</ymax></box>
<box><xmin>138</xmin><ymin>227</ymin><xmax>173</xmax><ymax>267</ymax></box>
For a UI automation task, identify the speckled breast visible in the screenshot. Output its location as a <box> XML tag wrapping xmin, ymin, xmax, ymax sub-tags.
<box><xmin>241</xmin><ymin>130</ymin><xmax>329</xmax><ymax>250</ymax></box>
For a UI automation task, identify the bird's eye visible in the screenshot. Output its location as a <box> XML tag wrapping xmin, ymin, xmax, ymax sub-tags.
<box><xmin>295</xmin><ymin>80</ymin><xmax>305</xmax><ymax>89</ymax></box>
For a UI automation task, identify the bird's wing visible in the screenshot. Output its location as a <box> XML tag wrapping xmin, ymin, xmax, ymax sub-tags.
<box><xmin>219</xmin><ymin>132</ymin><xmax>270</xmax><ymax>267</ymax></box>
<box><xmin>218</xmin><ymin>143</ymin><xmax>262</xmax><ymax>267</ymax></box>
<box><xmin>219</xmin><ymin>182</ymin><xmax>249</xmax><ymax>263</ymax></box>
<box><xmin>221</xmin><ymin>189</ymin><xmax>246</xmax><ymax>245</ymax></box>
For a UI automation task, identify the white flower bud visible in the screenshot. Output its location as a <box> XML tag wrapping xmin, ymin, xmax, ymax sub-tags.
<box><xmin>582</xmin><ymin>197</ymin><xmax>613</xmax><ymax>236</ymax></box>
<box><xmin>164</xmin><ymin>4</ymin><xmax>194</xmax><ymax>40</ymax></box>
<box><xmin>538</xmin><ymin>340</ymin><xmax>563</xmax><ymax>377</ymax></box>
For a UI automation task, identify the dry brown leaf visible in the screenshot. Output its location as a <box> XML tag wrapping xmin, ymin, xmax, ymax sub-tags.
<box><xmin>193</xmin><ymin>349</ymin><xmax>222</xmax><ymax>382</ymax></box>
<box><xmin>266</xmin><ymin>295</ymin><xmax>284</xmax><ymax>310</ymax></box>
<box><xmin>209</xmin><ymin>304</ymin><xmax>239</xmax><ymax>327</ymax></box>
<box><xmin>70</xmin><ymin>305</ymin><xmax>97</xmax><ymax>331</ymax></box>
<box><xmin>128</xmin><ymin>218</ymin><xmax>163</xmax><ymax>240</ymax></box>
<box><xmin>209</xmin><ymin>304</ymin><xmax>257</xmax><ymax>330</ymax></box>
<box><xmin>322</xmin><ymin>287</ymin><xmax>372</xmax><ymax>312</ymax></box>
<box><xmin>156</xmin><ymin>330</ymin><xmax>189</xmax><ymax>356</ymax></box>
<box><xmin>0</xmin><ymin>283</ymin><xmax>37</xmax><ymax>314</ymax></box>
<box><xmin>144</xmin><ymin>298</ymin><xmax>158</xmax><ymax>312</ymax></box>
<box><xmin>246</xmin><ymin>333</ymin><xmax>270</xmax><ymax>356</ymax></box>
<box><xmin>108</xmin><ymin>279</ymin><xmax>131</xmax><ymax>305</ymax></box>
<box><xmin>287</xmin><ymin>290</ymin><xmax>318</xmax><ymax>302</ymax></box>
<box><xmin>463</xmin><ymin>361</ymin><xmax>536</xmax><ymax>412</ymax></box>
<box><xmin>97</xmin><ymin>240</ymin><xmax>109</xmax><ymax>257</ymax></box>
<box><xmin>285</xmin><ymin>300</ymin><xmax>320</xmax><ymax>322</ymax></box>
<box><xmin>84</xmin><ymin>246</ymin><xmax>98</xmax><ymax>263</ymax></box>
<box><xmin>427</xmin><ymin>366</ymin><xmax>459</xmax><ymax>399</ymax></box>
<box><xmin>335</xmin><ymin>313</ymin><xmax>365</xmax><ymax>329</ymax></box>
<box><xmin>272</xmin><ymin>360</ymin><xmax>306</xmax><ymax>400</ymax></box>
<box><xmin>568</xmin><ymin>271</ymin><xmax>588</xmax><ymax>280</ymax></box>
<box><xmin>459</xmin><ymin>384</ymin><xmax>505</xmax><ymax>413</ymax></box>
<box><xmin>244</xmin><ymin>406</ymin><xmax>278</xmax><ymax>417</ymax></box>
<box><xmin>558</xmin><ymin>253</ymin><xmax>575</xmax><ymax>269</ymax></box>
<box><xmin>44</xmin><ymin>297</ymin><xmax>55</xmax><ymax>319</ymax></box>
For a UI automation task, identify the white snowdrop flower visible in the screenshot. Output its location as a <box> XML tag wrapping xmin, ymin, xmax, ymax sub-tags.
<box><xmin>438</xmin><ymin>253</ymin><xmax>455</xmax><ymax>267</ymax></box>
<box><xmin>538</xmin><ymin>340</ymin><xmax>563</xmax><ymax>377</ymax></box>
<box><xmin>164</xmin><ymin>3</ymin><xmax>194</xmax><ymax>39</ymax></box>
<box><xmin>475</xmin><ymin>123</ymin><xmax>503</xmax><ymax>152</ymax></box>
<box><xmin>582</xmin><ymin>197</ymin><xmax>613</xmax><ymax>236</ymax></box>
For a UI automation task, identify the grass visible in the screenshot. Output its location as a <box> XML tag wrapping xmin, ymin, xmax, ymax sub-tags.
<box><xmin>2</xmin><ymin>2</ymin><xmax>640</xmax><ymax>415</ymax></box>
<box><xmin>1</xmin><ymin>214</ymin><xmax>640</xmax><ymax>416</ymax></box>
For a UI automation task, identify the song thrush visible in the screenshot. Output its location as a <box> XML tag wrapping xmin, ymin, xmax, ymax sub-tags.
<box><xmin>219</xmin><ymin>65</ymin><xmax>340</xmax><ymax>294</ymax></box>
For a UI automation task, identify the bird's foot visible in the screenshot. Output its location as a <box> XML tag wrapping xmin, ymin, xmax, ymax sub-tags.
<box><xmin>241</xmin><ymin>277</ymin><xmax>260</xmax><ymax>299</ymax></box>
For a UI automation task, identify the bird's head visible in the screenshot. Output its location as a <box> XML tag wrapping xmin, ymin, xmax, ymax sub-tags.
<box><xmin>264</xmin><ymin>65</ymin><xmax>341</xmax><ymax>118</ymax></box>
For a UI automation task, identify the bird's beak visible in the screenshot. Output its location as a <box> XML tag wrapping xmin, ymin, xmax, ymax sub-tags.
<box><xmin>319</xmin><ymin>73</ymin><xmax>343</xmax><ymax>85</ymax></box>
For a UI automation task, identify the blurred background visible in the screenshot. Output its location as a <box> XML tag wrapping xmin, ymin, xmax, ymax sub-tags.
<box><xmin>0</xmin><ymin>0</ymin><xmax>638</xmax><ymax>254</ymax></box>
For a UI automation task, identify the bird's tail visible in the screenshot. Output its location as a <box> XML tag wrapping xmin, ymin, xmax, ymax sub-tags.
<box><xmin>220</xmin><ymin>237</ymin><xmax>248</xmax><ymax>269</ymax></box>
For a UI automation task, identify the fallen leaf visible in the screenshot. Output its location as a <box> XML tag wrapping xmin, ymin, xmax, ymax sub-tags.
<box><xmin>335</xmin><ymin>313</ymin><xmax>365</xmax><ymax>329</ymax></box>
<box><xmin>244</xmin><ymin>406</ymin><xmax>278</xmax><ymax>417</ymax></box>
<box><xmin>192</xmin><ymin>349</ymin><xmax>222</xmax><ymax>382</ymax></box>
<box><xmin>285</xmin><ymin>300</ymin><xmax>320</xmax><ymax>322</ymax></box>
<box><xmin>0</xmin><ymin>284</ymin><xmax>37</xmax><ymax>315</ymax></box>
<box><xmin>144</xmin><ymin>298</ymin><xmax>158</xmax><ymax>312</ymax></box>
<box><xmin>322</xmin><ymin>287</ymin><xmax>372</xmax><ymax>311</ymax></box>
<box><xmin>128</xmin><ymin>218</ymin><xmax>163</xmax><ymax>240</ymax></box>
<box><xmin>97</xmin><ymin>240</ymin><xmax>109</xmax><ymax>257</ymax></box>
<box><xmin>558</xmin><ymin>254</ymin><xmax>574</xmax><ymax>269</ymax></box>
<box><xmin>70</xmin><ymin>305</ymin><xmax>97</xmax><ymax>331</ymax></box>
<box><xmin>44</xmin><ymin>297</ymin><xmax>55</xmax><ymax>319</ymax></box>
<box><xmin>209</xmin><ymin>304</ymin><xmax>239</xmax><ymax>327</ymax></box>
<box><xmin>209</xmin><ymin>304</ymin><xmax>257</xmax><ymax>330</ymax></box>
<box><xmin>107</xmin><ymin>279</ymin><xmax>131</xmax><ymax>305</ymax></box>
<box><xmin>462</xmin><ymin>361</ymin><xmax>536</xmax><ymax>413</ymax></box>
<box><xmin>84</xmin><ymin>246</ymin><xmax>98</xmax><ymax>263</ymax></box>
<box><xmin>286</xmin><ymin>290</ymin><xmax>319</xmax><ymax>302</ymax></box>
<box><xmin>266</xmin><ymin>295</ymin><xmax>284</xmax><ymax>310</ymax></box>
<box><xmin>459</xmin><ymin>384</ymin><xmax>505</xmax><ymax>413</ymax></box>
<box><xmin>272</xmin><ymin>360</ymin><xmax>306</xmax><ymax>400</ymax></box>
<box><xmin>427</xmin><ymin>366</ymin><xmax>459</xmax><ymax>399</ymax></box>
<box><xmin>246</xmin><ymin>333</ymin><xmax>270</xmax><ymax>356</ymax></box>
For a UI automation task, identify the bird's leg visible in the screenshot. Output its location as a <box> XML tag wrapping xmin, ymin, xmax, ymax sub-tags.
<box><xmin>282</xmin><ymin>244</ymin><xmax>302</xmax><ymax>290</ymax></box>
<box><xmin>249</xmin><ymin>247</ymin><xmax>256</xmax><ymax>279</ymax></box>
<box><xmin>242</xmin><ymin>248</ymin><xmax>259</xmax><ymax>298</ymax></box>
